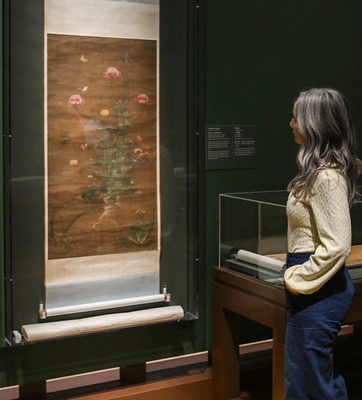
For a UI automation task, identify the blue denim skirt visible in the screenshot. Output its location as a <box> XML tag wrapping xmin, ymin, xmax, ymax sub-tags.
<box><xmin>284</xmin><ymin>252</ymin><xmax>355</xmax><ymax>400</ymax></box>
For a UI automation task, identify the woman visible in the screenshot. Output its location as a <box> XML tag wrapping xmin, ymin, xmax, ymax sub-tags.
<box><xmin>284</xmin><ymin>88</ymin><xmax>362</xmax><ymax>399</ymax></box>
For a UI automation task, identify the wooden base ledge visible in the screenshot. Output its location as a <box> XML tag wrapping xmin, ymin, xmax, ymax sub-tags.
<box><xmin>66</xmin><ymin>368</ymin><xmax>212</xmax><ymax>400</ymax></box>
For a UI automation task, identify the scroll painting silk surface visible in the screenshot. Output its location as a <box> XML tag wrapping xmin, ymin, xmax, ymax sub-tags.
<box><xmin>45</xmin><ymin>0</ymin><xmax>160</xmax><ymax>310</ymax></box>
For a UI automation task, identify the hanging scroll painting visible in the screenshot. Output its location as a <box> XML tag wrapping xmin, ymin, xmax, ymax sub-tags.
<box><xmin>45</xmin><ymin>0</ymin><xmax>160</xmax><ymax>311</ymax></box>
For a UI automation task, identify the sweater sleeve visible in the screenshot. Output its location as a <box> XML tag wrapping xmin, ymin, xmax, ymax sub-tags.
<box><xmin>284</xmin><ymin>170</ymin><xmax>351</xmax><ymax>294</ymax></box>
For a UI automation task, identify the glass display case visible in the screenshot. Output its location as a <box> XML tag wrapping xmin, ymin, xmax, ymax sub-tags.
<box><xmin>3</xmin><ymin>0</ymin><xmax>199</xmax><ymax>346</ymax></box>
<box><xmin>219</xmin><ymin>190</ymin><xmax>362</xmax><ymax>286</ymax></box>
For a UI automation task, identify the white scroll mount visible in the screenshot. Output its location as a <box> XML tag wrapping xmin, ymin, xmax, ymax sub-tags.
<box><xmin>236</xmin><ymin>249</ymin><xmax>285</xmax><ymax>272</ymax></box>
<box><xmin>39</xmin><ymin>293</ymin><xmax>171</xmax><ymax>319</ymax></box>
<box><xmin>22</xmin><ymin>305</ymin><xmax>184</xmax><ymax>342</ymax></box>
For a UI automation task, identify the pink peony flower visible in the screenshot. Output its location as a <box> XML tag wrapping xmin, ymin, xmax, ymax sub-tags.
<box><xmin>67</xmin><ymin>94</ymin><xmax>85</xmax><ymax>107</ymax></box>
<box><xmin>134</xmin><ymin>94</ymin><xmax>149</xmax><ymax>104</ymax></box>
<box><xmin>103</xmin><ymin>67</ymin><xmax>122</xmax><ymax>78</ymax></box>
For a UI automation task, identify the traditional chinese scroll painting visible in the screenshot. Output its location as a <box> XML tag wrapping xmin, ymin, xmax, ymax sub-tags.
<box><xmin>47</xmin><ymin>35</ymin><xmax>157</xmax><ymax>259</ymax></box>
<box><xmin>45</xmin><ymin>25</ymin><xmax>160</xmax><ymax>310</ymax></box>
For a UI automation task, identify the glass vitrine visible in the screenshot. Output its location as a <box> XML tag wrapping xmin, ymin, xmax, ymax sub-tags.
<box><xmin>3</xmin><ymin>0</ymin><xmax>199</xmax><ymax>345</ymax></box>
<box><xmin>219</xmin><ymin>190</ymin><xmax>362</xmax><ymax>286</ymax></box>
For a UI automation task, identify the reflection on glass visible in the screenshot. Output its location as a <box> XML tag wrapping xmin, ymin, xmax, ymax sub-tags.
<box><xmin>220</xmin><ymin>189</ymin><xmax>362</xmax><ymax>286</ymax></box>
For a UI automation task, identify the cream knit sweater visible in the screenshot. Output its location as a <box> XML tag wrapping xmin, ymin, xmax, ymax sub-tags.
<box><xmin>284</xmin><ymin>168</ymin><xmax>351</xmax><ymax>295</ymax></box>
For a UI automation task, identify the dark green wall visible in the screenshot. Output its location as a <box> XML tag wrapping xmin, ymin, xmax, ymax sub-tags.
<box><xmin>0</xmin><ymin>0</ymin><xmax>4</xmax><ymax>351</ymax></box>
<box><xmin>2</xmin><ymin>0</ymin><xmax>362</xmax><ymax>389</ymax></box>
<box><xmin>203</xmin><ymin>0</ymin><xmax>362</xmax><ymax>343</ymax></box>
